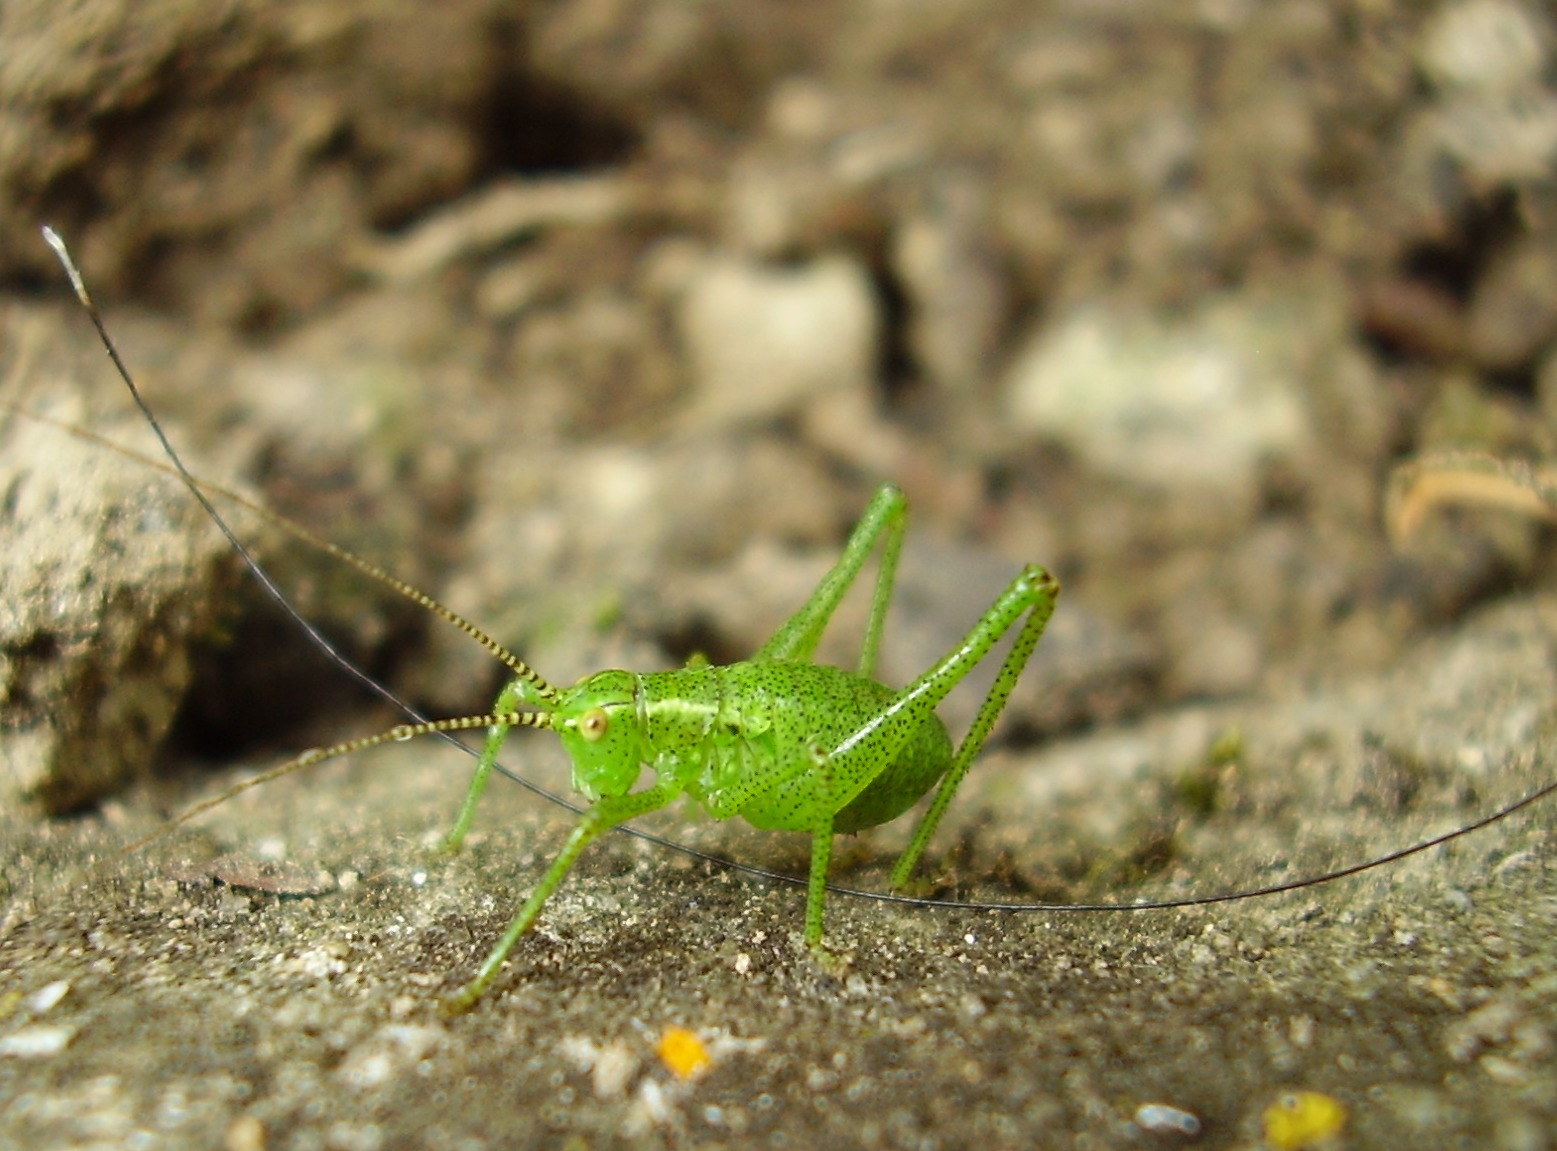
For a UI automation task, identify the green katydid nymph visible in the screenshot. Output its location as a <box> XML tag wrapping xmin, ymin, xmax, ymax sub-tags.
<box><xmin>427</xmin><ymin>483</ymin><xmax>1057</xmax><ymax>1011</ymax></box>
<box><xmin>40</xmin><ymin>226</ymin><xmax>1556</xmax><ymax>1015</ymax></box>
<box><xmin>44</xmin><ymin>226</ymin><xmax>1056</xmax><ymax>1012</ymax></box>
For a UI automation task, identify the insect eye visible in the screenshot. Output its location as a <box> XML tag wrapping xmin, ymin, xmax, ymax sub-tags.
<box><xmin>578</xmin><ymin>707</ymin><xmax>609</xmax><ymax>742</ymax></box>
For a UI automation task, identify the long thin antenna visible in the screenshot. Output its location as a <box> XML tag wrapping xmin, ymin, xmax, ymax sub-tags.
<box><xmin>43</xmin><ymin>227</ymin><xmax>432</xmax><ymax>720</ymax></box>
<box><xmin>123</xmin><ymin>710</ymin><xmax>551</xmax><ymax>854</ymax></box>
<box><xmin>41</xmin><ymin>227</ymin><xmax>558</xmax><ymax>699</ymax></box>
<box><xmin>820</xmin><ymin>774</ymin><xmax>1557</xmax><ymax>912</ymax></box>
<box><xmin>41</xmin><ymin>225</ymin><xmax>1551</xmax><ymax>916</ymax></box>
<box><xmin>36</xmin><ymin>226</ymin><xmax>805</xmax><ymax>883</ymax></box>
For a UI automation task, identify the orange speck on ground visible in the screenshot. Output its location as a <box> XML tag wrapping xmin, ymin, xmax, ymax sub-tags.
<box><xmin>656</xmin><ymin>1026</ymin><xmax>711</xmax><ymax>1081</ymax></box>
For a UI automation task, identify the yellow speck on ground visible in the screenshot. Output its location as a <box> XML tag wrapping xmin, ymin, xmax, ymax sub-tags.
<box><xmin>1262</xmin><ymin>1090</ymin><xmax>1347</xmax><ymax>1150</ymax></box>
<box><xmin>655</xmin><ymin>1026</ymin><xmax>711</xmax><ymax>1081</ymax></box>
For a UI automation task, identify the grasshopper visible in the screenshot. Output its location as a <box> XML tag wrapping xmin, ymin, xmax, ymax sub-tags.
<box><xmin>40</xmin><ymin>228</ymin><xmax>1556</xmax><ymax>1014</ymax></box>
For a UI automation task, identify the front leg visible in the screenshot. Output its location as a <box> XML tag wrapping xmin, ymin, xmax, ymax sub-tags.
<box><xmin>443</xmin><ymin>779</ymin><xmax>683</xmax><ymax>1013</ymax></box>
<box><xmin>442</xmin><ymin>677</ymin><xmax>535</xmax><ymax>853</ymax></box>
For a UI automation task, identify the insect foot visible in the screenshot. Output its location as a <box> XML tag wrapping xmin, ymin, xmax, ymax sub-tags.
<box><xmin>802</xmin><ymin>933</ymin><xmax>856</xmax><ymax>978</ymax></box>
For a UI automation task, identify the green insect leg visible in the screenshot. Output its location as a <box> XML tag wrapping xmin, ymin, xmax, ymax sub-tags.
<box><xmin>442</xmin><ymin>677</ymin><xmax>528</xmax><ymax>853</ymax></box>
<box><xmin>444</xmin><ymin>777</ymin><xmax>685</xmax><ymax>1012</ymax></box>
<box><xmin>693</xmin><ymin>735</ymin><xmax>848</xmax><ymax>954</ymax></box>
<box><xmin>890</xmin><ymin>566</ymin><xmax>1059</xmax><ymax>889</ymax></box>
<box><xmin>796</xmin><ymin>565</ymin><xmax>1058</xmax><ymax>943</ymax></box>
<box><xmin>805</xmin><ymin>758</ymin><xmax>837</xmax><ymax>949</ymax></box>
<box><xmin>753</xmin><ymin>483</ymin><xmax>906</xmax><ymax>678</ymax></box>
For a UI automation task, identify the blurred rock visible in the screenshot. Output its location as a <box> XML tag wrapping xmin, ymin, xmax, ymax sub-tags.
<box><xmin>1003</xmin><ymin>295</ymin><xmax>1313</xmax><ymax>504</ymax></box>
<box><xmin>676</xmin><ymin>252</ymin><xmax>879</xmax><ymax>432</ymax></box>
<box><xmin>893</xmin><ymin>174</ymin><xmax>1006</xmax><ymax>397</ymax></box>
<box><xmin>1468</xmin><ymin>232</ymin><xmax>1557</xmax><ymax>369</ymax></box>
<box><xmin>1419</xmin><ymin>0</ymin><xmax>1548</xmax><ymax>95</ymax></box>
<box><xmin>1411</xmin><ymin>0</ymin><xmax>1557</xmax><ymax>193</ymax></box>
<box><xmin>0</xmin><ymin>307</ymin><xmax>234</xmax><ymax>813</ymax></box>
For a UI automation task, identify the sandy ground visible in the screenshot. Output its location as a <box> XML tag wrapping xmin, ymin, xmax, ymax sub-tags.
<box><xmin>2</xmin><ymin>591</ymin><xmax>1553</xmax><ymax>1150</ymax></box>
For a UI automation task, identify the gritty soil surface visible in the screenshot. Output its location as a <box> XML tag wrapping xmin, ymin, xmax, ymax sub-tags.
<box><xmin>1</xmin><ymin>3</ymin><xmax>1555</xmax><ymax>1149</ymax></box>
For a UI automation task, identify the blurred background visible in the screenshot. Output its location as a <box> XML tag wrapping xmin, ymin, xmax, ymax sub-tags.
<box><xmin>2</xmin><ymin>0</ymin><xmax>1555</xmax><ymax>820</ymax></box>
